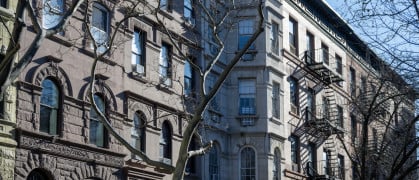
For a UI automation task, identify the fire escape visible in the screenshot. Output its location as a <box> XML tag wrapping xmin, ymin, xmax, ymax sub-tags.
<box><xmin>300</xmin><ymin>49</ymin><xmax>345</xmax><ymax>180</ymax></box>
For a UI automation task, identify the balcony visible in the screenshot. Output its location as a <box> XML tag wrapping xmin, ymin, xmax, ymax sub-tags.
<box><xmin>304</xmin><ymin>107</ymin><xmax>344</xmax><ymax>137</ymax></box>
<box><xmin>306</xmin><ymin>160</ymin><xmax>344</xmax><ymax>180</ymax></box>
<box><xmin>303</xmin><ymin>50</ymin><xmax>343</xmax><ymax>85</ymax></box>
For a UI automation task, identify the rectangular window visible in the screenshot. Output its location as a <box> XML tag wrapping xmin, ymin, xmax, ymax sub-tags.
<box><xmin>91</xmin><ymin>3</ymin><xmax>109</xmax><ymax>53</ymax></box>
<box><xmin>207</xmin><ymin>74</ymin><xmax>220</xmax><ymax>112</ymax></box>
<box><xmin>184</xmin><ymin>0</ymin><xmax>194</xmax><ymax>24</ymax></box>
<box><xmin>306</xmin><ymin>32</ymin><xmax>315</xmax><ymax>63</ymax></box>
<box><xmin>184</xmin><ymin>60</ymin><xmax>193</xmax><ymax>96</ymax></box>
<box><xmin>322</xmin><ymin>97</ymin><xmax>329</xmax><ymax>120</ymax></box>
<box><xmin>336</xmin><ymin>54</ymin><xmax>342</xmax><ymax>75</ymax></box>
<box><xmin>350</xmin><ymin>67</ymin><xmax>356</xmax><ymax>96</ymax></box>
<box><xmin>307</xmin><ymin>143</ymin><xmax>317</xmax><ymax>175</ymax></box>
<box><xmin>338</xmin><ymin>155</ymin><xmax>345</xmax><ymax>180</ymax></box>
<box><xmin>0</xmin><ymin>0</ymin><xmax>6</xmax><ymax>8</ymax></box>
<box><xmin>323</xmin><ymin>149</ymin><xmax>331</xmax><ymax>175</ymax></box>
<box><xmin>372</xmin><ymin>128</ymin><xmax>378</xmax><ymax>151</ymax></box>
<box><xmin>337</xmin><ymin>105</ymin><xmax>344</xmax><ymax>128</ymax></box>
<box><xmin>272</xmin><ymin>82</ymin><xmax>280</xmax><ymax>119</ymax></box>
<box><xmin>42</xmin><ymin>0</ymin><xmax>63</xmax><ymax>29</ymax></box>
<box><xmin>159</xmin><ymin>43</ymin><xmax>172</xmax><ymax>86</ymax></box>
<box><xmin>290</xmin><ymin>78</ymin><xmax>299</xmax><ymax>114</ymax></box>
<box><xmin>160</xmin><ymin>0</ymin><xmax>171</xmax><ymax>10</ymax></box>
<box><xmin>289</xmin><ymin>18</ymin><xmax>298</xmax><ymax>55</ymax></box>
<box><xmin>321</xmin><ymin>43</ymin><xmax>329</xmax><ymax>65</ymax></box>
<box><xmin>271</xmin><ymin>22</ymin><xmax>280</xmax><ymax>55</ymax></box>
<box><xmin>290</xmin><ymin>135</ymin><xmax>300</xmax><ymax>172</ymax></box>
<box><xmin>351</xmin><ymin>114</ymin><xmax>357</xmax><ymax>143</ymax></box>
<box><xmin>239</xmin><ymin>79</ymin><xmax>256</xmax><ymax>115</ymax></box>
<box><xmin>238</xmin><ymin>19</ymin><xmax>255</xmax><ymax>61</ymax></box>
<box><xmin>306</xmin><ymin>88</ymin><xmax>315</xmax><ymax>121</ymax></box>
<box><xmin>361</xmin><ymin>76</ymin><xmax>367</xmax><ymax>94</ymax></box>
<box><xmin>132</xmin><ymin>30</ymin><xmax>145</xmax><ymax>75</ymax></box>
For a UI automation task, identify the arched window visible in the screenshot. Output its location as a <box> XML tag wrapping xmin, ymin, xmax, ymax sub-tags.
<box><xmin>27</xmin><ymin>169</ymin><xmax>50</xmax><ymax>180</ymax></box>
<box><xmin>131</xmin><ymin>112</ymin><xmax>146</xmax><ymax>158</ymax></box>
<box><xmin>91</xmin><ymin>2</ymin><xmax>109</xmax><ymax>52</ymax></box>
<box><xmin>90</xmin><ymin>94</ymin><xmax>107</xmax><ymax>147</ymax></box>
<box><xmin>42</xmin><ymin>0</ymin><xmax>63</xmax><ymax>29</ymax></box>
<box><xmin>159</xmin><ymin>121</ymin><xmax>172</xmax><ymax>164</ymax></box>
<box><xmin>273</xmin><ymin>148</ymin><xmax>281</xmax><ymax>180</ymax></box>
<box><xmin>209</xmin><ymin>144</ymin><xmax>219</xmax><ymax>180</ymax></box>
<box><xmin>241</xmin><ymin>147</ymin><xmax>256</xmax><ymax>180</ymax></box>
<box><xmin>40</xmin><ymin>78</ymin><xmax>59</xmax><ymax>135</ymax></box>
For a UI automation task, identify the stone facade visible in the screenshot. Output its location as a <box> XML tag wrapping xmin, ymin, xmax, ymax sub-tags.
<box><xmin>6</xmin><ymin>0</ymin><xmax>416</xmax><ymax>180</ymax></box>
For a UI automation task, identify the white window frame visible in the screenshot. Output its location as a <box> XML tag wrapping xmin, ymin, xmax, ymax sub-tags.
<box><xmin>272</xmin><ymin>82</ymin><xmax>280</xmax><ymax>119</ymax></box>
<box><xmin>239</xmin><ymin>79</ymin><xmax>256</xmax><ymax>115</ymax></box>
<box><xmin>90</xmin><ymin>2</ymin><xmax>109</xmax><ymax>53</ymax></box>
<box><xmin>159</xmin><ymin>44</ymin><xmax>172</xmax><ymax>86</ymax></box>
<box><xmin>132</xmin><ymin>30</ymin><xmax>145</xmax><ymax>75</ymax></box>
<box><xmin>270</xmin><ymin>22</ymin><xmax>280</xmax><ymax>55</ymax></box>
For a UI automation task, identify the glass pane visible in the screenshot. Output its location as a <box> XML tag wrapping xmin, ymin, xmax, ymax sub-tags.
<box><xmin>89</xmin><ymin>120</ymin><xmax>98</xmax><ymax>145</ymax></box>
<box><xmin>40</xmin><ymin>105</ymin><xmax>51</xmax><ymax>133</ymax></box>
<box><xmin>92</xmin><ymin>4</ymin><xmax>107</xmax><ymax>31</ymax></box>
<box><xmin>41</xmin><ymin>79</ymin><xmax>59</xmax><ymax>108</ymax></box>
<box><xmin>49</xmin><ymin>108</ymin><xmax>57</xmax><ymax>135</ymax></box>
<box><xmin>43</xmin><ymin>0</ymin><xmax>63</xmax><ymax>29</ymax></box>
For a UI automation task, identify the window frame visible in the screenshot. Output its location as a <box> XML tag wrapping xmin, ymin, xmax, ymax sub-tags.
<box><xmin>290</xmin><ymin>135</ymin><xmax>300</xmax><ymax>172</ymax></box>
<box><xmin>306</xmin><ymin>31</ymin><xmax>315</xmax><ymax>63</ymax></box>
<box><xmin>350</xmin><ymin>67</ymin><xmax>356</xmax><ymax>96</ymax></box>
<box><xmin>239</xmin><ymin>79</ymin><xmax>256</xmax><ymax>115</ymax></box>
<box><xmin>131</xmin><ymin>112</ymin><xmax>146</xmax><ymax>158</ymax></box>
<box><xmin>89</xmin><ymin>94</ymin><xmax>107</xmax><ymax>148</ymax></box>
<box><xmin>39</xmin><ymin>78</ymin><xmax>60</xmax><ymax>135</ymax></box>
<box><xmin>270</xmin><ymin>21</ymin><xmax>280</xmax><ymax>55</ymax></box>
<box><xmin>238</xmin><ymin>19</ymin><xmax>255</xmax><ymax>61</ymax></box>
<box><xmin>90</xmin><ymin>2</ymin><xmax>110</xmax><ymax>53</ymax></box>
<box><xmin>183</xmin><ymin>0</ymin><xmax>194</xmax><ymax>22</ymax></box>
<box><xmin>240</xmin><ymin>147</ymin><xmax>256</xmax><ymax>180</ymax></box>
<box><xmin>289</xmin><ymin>78</ymin><xmax>299</xmax><ymax>114</ymax></box>
<box><xmin>159</xmin><ymin>43</ymin><xmax>172</xmax><ymax>86</ymax></box>
<box><xmin>209</xmin><ymin>144</ymin><xmax>219</xmax><ymax>180</ymax></box>
<box><xmin>307</xmin><ymin>143</ymin><xmax>317</xmax><ymax>175</ymax></box>
<box><xmin>132</xmin><ymin>29</ymin><xmax>146</xmax><ymax>75</ymax></box>
<box><xmin>160</xmin><ymin>0</ymin><xmax>171</xmax><ymax>11</ymax></box>
<box><xmin>289</xmin><ymin>17</ymin><xmax>298</xmax><ymax>55</ymax></box>
<box><xmin>42</xmin><ymin>0</ymin><xmax>64</xmax><ymax>29</ymax></box>
<box><xmin>336</xmin><ymin>54</ymin><xmax>343</xmax><ymax>75</ymax></box>
<box><xmin>272</xmin><ymin>82</ymin><xmax>281</xmax><ymax>119</ymax></box>
<box><xmin>0</xmin><ymin>0</ymin><xmax>7</xmax><ymax>8</ymax></box>
<box><xmin>321</xmin><ymin>43</ymin><xmax>329</xmax><ymax>65</ymax></box>
<box><xmin>160</xmin><ymin>121</ymin><xmax>172</xmax><ymax>164</ymax></box>
<box><xmin>184</xmin><ymin>60</ymin><xmax>194</xmax><ymax>96</ymax></box>
<box><xmin>337</xmin><ymin>105</ymin><xmax>344</xmax><ymax>128</ymax></box>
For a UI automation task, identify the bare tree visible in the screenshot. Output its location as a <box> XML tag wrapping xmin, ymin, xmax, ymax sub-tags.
<box><xmin>82</xmin><ymin>0</ymin><xmax>265</xmax><ymax>179</ymax></box>
<box><xmin>334</xmin><ymin>68</ymin><xmax>418</xmax><ymax>180</ymax></box>
<box><xmin>338</xmin><ymin>0</ymin><xmax>419</xmax><ymax>90</ymax></box>
<box><xmin>1</xmin><ymin>0</ymin><xmax>264</xmax><ymax>179</ymax></box>
<box><xmin>322</xmin><ymin>1</ymin><xmax>419</xmax><ymax>179</ymax></box>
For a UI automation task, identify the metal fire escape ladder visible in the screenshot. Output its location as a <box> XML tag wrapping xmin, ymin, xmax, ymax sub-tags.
<box><xmin>302</xmin><ymin>50</ymin><xmax>345</xmax><ymax>180</ymax></box>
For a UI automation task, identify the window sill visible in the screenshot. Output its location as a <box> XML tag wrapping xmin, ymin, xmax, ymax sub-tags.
<box><xmin>158</xmin><ymin>9</ymin><xmax>174</xmax><ymax>20</ymax></box>
<box><xmin>267</xmin><ymin>51</ymin><xmax>281</xmax><ymax>61</ymax></box>
<box><xmin>79</xmin><ymin>48</ymin><xmax>117</xmax><ymax>66</ymax></box>
<box><xmin>289</xmin><ymin>111</ymin><xmax>300</xmax><ymax>118</ymax></box>
<box><xmin>236</xmin><ymin>50</ymin><xmax>258</xmax><ymax>61</ymax></box>
<box><xmin>237</xmin><ymin>115</ymin><xmax>258</xmax><ymax>126</ymax></box>
<box><xmin>157</xmin><ymin>84</ymin><xmax>174</xmax><ymax>94</ymax></box>
<box><xmin>129</xmin><ymin>72</ymin><xmax>148</xmax><ymax>83</ymax></box>
<box><xmin>269</xmin><ymin>117</ymin><xmax>282</xmax><ymax>125</ymax></box>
